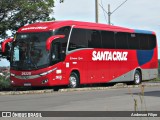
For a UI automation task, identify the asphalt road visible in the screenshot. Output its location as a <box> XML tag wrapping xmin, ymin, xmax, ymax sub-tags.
<box><xmin>0</xmin><ymin>86</ymin><xmax>160</xmax><ymax>120</ymax></box>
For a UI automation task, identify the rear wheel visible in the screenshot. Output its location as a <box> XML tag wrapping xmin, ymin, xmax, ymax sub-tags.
<box><xmin>133</xmin><ymin>70</ymin><xmax>142</xmax><ymax>85</ymax></box>
<box><xmin>68</xmin><ymin>72</ymin><xmax>79</xmax><ymax>88</ymax></box>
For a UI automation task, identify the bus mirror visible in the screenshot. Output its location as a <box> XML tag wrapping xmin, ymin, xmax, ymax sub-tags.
<box><xmin>1</xmin><ymin>38</ymin><xmax>13</xmax><ymax>53</ymax></box>
<box><xmin>46</xmin><ymin>35</ymin><xmax>65</xmax><ymax>51</ymax></box>
<box><xmin>0</xmin><ymin>38</ymin><xmax>13</xmax><ymax>60</ymax></box>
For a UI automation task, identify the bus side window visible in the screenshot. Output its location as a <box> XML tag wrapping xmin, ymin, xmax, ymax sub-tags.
<box><xmin>101</xmin><ymin>31</ymin><xmax>115</xmax><ymax>49</ymax></box>
<box><xmin>51</xmin><ymin>42</ymin><xmax>61</xmax><ymax>64</ymax></box>
<box><xmin>55</xmin><ymin>26</ymin><xmax>71</xmax><ymax>53</ymax></box>
<box><xmin>68</xmin><ymin>28</ymin><xmax>88</xmax><ymax>51</ymax></box>
<box><xmin>148</xmin><ymin>35</ymin><xmax>156</xmax><ymax>49</ymax></box>
<box><xmin>128</xmin><ymin>33</ymin><xmax>140</xmax><ymax>49</ymax></box>
<box><xmin>88</xmin><ymin>30</ymin><xmax>102</xmax><ymax>48</ymax></box>
<box><xmin>115</xmin><ymin>32</ymin><xmax>128</xmax><ymax>49</ymax></box>
<box><xmin>138</xmin><ymin>34</ymin><xmax>149</xmax><ymax>50</ymax></box>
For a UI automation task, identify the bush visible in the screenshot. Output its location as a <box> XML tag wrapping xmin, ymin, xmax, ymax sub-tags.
<box><xmin>0</xmin><ymin>75</ymin><xmax>11</xmax><ymax>90</ymax></box>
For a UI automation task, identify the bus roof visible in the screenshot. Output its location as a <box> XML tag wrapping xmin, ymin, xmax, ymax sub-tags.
<box><xmin>17</xmin><ymin>20</ymin><xmax>155</xmax><ymax>35</ymax></box>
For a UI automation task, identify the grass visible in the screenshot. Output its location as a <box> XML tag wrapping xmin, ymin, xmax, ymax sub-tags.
<box><xmin>128</xmin><ymin>85</ymin><xmax>149</xmax><ymax>120</ymax></box>
<box><xmin>149</xmin><ymin>77</ymin><xmax>160</xmax><ymax>81</ymax></box>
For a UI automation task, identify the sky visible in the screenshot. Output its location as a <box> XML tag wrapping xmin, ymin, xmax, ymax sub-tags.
<box><xmin>0</xmin><ymin>0</ymin><xmax>160</xmax><ymax>66</ymax></box>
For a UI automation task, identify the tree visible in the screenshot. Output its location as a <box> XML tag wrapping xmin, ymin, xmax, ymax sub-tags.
<box><xmin>0</xmin><ymin>0</ymin><xmax>58</xmax><ymax>39</ymax></box>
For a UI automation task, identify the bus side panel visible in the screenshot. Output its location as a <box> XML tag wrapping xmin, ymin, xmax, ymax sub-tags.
<box><xmin>66</xmin><ymin>49</ymin><xmax>140</xmax><ymax>84</ymax></box>
<box><xmin>49</xmin><ymin>62</ymin><xmax>69</xmax><ymax>86</ymax></box>
<box><xmin>65</xmin><ymin>50</ymin><xmax>90</xmax><ymax>84</ymax></box>
<box><xmin>108</xmin><ymin>50</ymin><xmax>139</xmax><ymax>83</ymax></box>
<box><xmin>137</xmin><ymin>47</ymin><xmax>158</xmax><ymax>80</ymax></box>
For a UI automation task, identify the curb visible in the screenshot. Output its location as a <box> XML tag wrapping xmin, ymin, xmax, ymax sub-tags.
<box><xmin>0</xmin><ymin>89</ymin><xmax>53</xmax><ymax>96</ymax></box>
<box><xmin>0</xmin><ymin>82</ymin><xmax>160</xmax><ymax>96</ymax></box>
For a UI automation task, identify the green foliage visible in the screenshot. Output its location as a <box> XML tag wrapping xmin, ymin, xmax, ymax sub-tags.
<box><xmin>0</xmin><ymin>0</ymin><xmax>58</xmax><ymax>39</ymax></box>
<box><xmin>0</xmin><ymin>76</ymin><xmax>11</xmax><ymax>89</ymax></box>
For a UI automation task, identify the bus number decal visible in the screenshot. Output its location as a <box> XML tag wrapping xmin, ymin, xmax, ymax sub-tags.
<box><xmin>92</xmin><ymin>51</ymin><xmax>128</xmax><ymax>61</ymax></box>
<box><xmin>21</xmin><ymin>72</ymin><xmax>32</xmax><ymax>76</ymax></box>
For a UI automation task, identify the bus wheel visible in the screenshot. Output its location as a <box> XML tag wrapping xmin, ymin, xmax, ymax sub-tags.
<box><xmin>133</xmin><ymin>70</ymin><xmax>142</xmax><ymax>85</ymax></box>
<box><xmin>53</xmin><ymin>87</ymin><xmax>60</xmax><ymax>92</ymax></box>
<box><xmin>53</xmin><ymin>86</ymin><xmax>61</xmax><ymax>92</ymax></box>
<box><xmin>68</xmin><ymin>72</ymin><xmax>79</xmax><ymax>88</ymax></box>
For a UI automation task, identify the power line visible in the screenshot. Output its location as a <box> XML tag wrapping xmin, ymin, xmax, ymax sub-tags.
<box><xmin>99</xmin><ymin>4</ymin><xmax>108</xmax><ymax>15</ymax></box>
<box><xmin>112</xmin><ymin>0</ymin><xmax>128</xmax><ymax>14</ymax></box>
<box><xmin>100</xmin><ymin>0</ymin><xmax>107</xmax><ymax>23</ymax></box>
<box><xmin>99</xmin><ymin>0</ymin><xmax>129</xmax><ymax>25</ymax></box>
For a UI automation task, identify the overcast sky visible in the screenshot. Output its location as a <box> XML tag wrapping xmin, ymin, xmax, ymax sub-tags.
<box><xmin>0</xmin><ymin>0</ymin><xmax>160</xmax><ymax>66</ymax></box>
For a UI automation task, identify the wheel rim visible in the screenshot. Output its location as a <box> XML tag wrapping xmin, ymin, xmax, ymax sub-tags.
<box><xmin>69</xmin><ymin>75</ymin><xmax>77</xmax><ymax>88</ymax></box>
<box><xmin>135</xmin><ymin>73</ymin><xmax>140</xmax><ymax>84</ymax></box>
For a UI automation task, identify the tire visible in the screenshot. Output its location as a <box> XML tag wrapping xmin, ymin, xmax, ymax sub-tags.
<box><xmin>133</xmin><ymin>70</ymin><xmax>142</xmax><ymax>85</ymax></box>
<box><xmin>68</xmin><ymin>72</ymin><xmax>79</xmax><ymax>88</ymax></box>
<box><xmin>53</xmin><ymin>87</ymin><xmax>60</xmax><ymax>91</ymax></box>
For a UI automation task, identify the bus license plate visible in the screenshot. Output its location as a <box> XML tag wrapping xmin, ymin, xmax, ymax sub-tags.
<box><xmin>24</xmin><ymin>83</ymin><xmax>31</xmax><ymax>86</ymax></box>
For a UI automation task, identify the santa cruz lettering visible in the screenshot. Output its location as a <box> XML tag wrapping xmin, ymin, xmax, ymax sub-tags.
<box><xmin>92</xmin><ymin>51</ymin><xmax>128</xmax><ymax>61</ymax></box>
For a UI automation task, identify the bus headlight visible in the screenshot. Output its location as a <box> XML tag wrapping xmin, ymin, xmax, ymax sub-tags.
<box><xmin>10</xmin><ymin>73</ymin><xmax>15</xmax><ymax>77</ymax></box>
<box><xmin>40</xmin><ymin>68</ymin><xmax>57</xmax><ymax>76</ymax></box>
<box><xmin>40</xmin><ymin>72</ymin><xmax>48</xmax><ymax>76</ymax></box>
<box><xmin>56</xmin><ymin>69</ymin><xmax>62</xmax><ymax>74</ymax></box>
<box><xmin>11</xmin><ymin>80</ymin><xmax>15</xmax><ymax>84</ymax></box>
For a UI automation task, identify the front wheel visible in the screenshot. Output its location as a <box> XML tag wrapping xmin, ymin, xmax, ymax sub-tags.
<box><xmin>133</xmin><ymin>70</ymin><xmax>142</xmax><ymax>85</ymax></box>
<box><xmin>68</xmin><ymin>72</ymin><xmax>79</xmax><ymax>88</ymax></box>
<box><xmin>53</xmin><ymin>87</ymin><xmax>60</xmax><ymax>91</ymax></box>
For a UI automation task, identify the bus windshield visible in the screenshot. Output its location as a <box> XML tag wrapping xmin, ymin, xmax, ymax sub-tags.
<box><xmin>11</xmin><ymin>26</ymin><xmax>71</xmax><ymax>70</ymax></box>
<box><xmin>11</xmin><ymin>32</ymin><xmax>53</xmax><ymax>70</ymax></box>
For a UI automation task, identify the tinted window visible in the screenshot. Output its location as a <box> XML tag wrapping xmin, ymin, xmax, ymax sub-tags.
<box><xmin>55</xmin><ymin>26</ymin><xmax>71</xmax><ymax>38</ymax></box>
<box><xmin>128</xmin><ymin>33</ymin><xmax>140</xmax><ymax>49</ymax></box>
<box><xmin>138</xmin><ymin>34</ymin><xmax>149</xmax><ymax>50</ymax></box>
<box><xmin>88</xmin><ymin>30</ymin><xmax>102</xmax><ymax>48</ymax></box>
<box><xmin>101</xmin><ymin>31</ymin><xmax>115</xmax><ymax>49</ymax></box>
<box><xmin>68</xmin><ymin>28</ymin><xmax>88</xmax><ymax>51</ymax></box>
<box><xmin>54</xmin><ymin>26</ymin><xmax>71</xmax><ymax>53</ymax></box>
<box><xmin>115</xmin><ymin>32</ymin><xmax>128</xmax><ymax>49</ymax></box>
<box><xmin>149</xmin><ymin>35</ymin><xmax>156</xmax><ymax>49</ymax></box>
<box><xmin>68</xmin><ymin>28</ymin><xmax>157</xmax><ymax>50</ymax></box>
<box><xmin>128</xmin><ymin>33</ymin><xmax>156</xmax><ymax>50</ymax></box>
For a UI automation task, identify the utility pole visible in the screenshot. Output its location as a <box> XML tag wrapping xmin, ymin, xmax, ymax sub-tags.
<box><xmin>108</xmin><ymin>4</ymin><xmax>111</xmax><ymax>25</ymax></box>
<box><xmin>95</xmin><ymin>0</ymin><xmax>99</xmax><ymax>23</ymax></box>
<box><xmin>99</xmin><ymin>0</ymin><xmax>128</xmax><ymax>25</ymax></box>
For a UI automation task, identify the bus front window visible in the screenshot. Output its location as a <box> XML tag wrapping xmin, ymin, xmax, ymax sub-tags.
<box><xmin>11</xmin><ymin>26</ymin><xmax>71</xmax><ymax>70</ymax></box>
<box><xmin>11</xmin><ymin>32</ymin><xmax>52</xmax><ymax>70</ymax></box>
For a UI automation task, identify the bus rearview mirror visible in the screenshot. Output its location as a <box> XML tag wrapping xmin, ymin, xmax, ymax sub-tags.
<box><xmin>1</xmin><ymin>38</ymin><xmax>13</xmax><ymax>53</ymax></box>
<box><xmin>0</xmin><ymin>38</ymin><xmax>13</xmax><ymax>60</ymax></box>
<box><xmin>46</xmin><ymin>35</ymin><xmax>65</xmax><ymax>51</ymax></box>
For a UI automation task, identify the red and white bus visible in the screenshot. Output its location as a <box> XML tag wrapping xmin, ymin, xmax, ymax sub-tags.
<box><xmin>1</xmin><ymin>20</ymin><xmax>158</xmax><ymax>88</ymax></box>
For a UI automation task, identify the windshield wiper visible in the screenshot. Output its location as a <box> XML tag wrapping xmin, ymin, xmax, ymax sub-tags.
<box><xmin>31</xmin><ymin>62</ymin><xmax>38</xmax><ymax>69</ymax></box>
<box><xmin>27</xmin><ymin>58</ymin><xmax>38</xmax><ymax>69</ymax></box>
